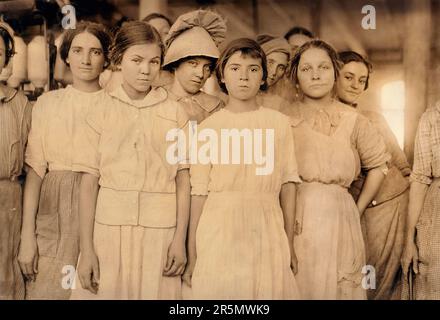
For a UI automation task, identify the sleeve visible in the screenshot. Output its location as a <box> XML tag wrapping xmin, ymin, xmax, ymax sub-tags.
<box><xmin>21</xmin><ymin>98</ymin><xmax>32</xmax><ymax>147</ymax></box>
<box><xmin>282</xmin><ymin>119</ymin><xmax>301</xmax><ymax>184</ymax></box>
<box><xmin>71</xmin><ymin>103</ymin><xmax>104</xmax><ymax>177</ymax></box>
<box><xmin>20</xmin><ymin>96</ymin><xmax>33</xmax><ymax>174</ymax></box>
<box><xmin>353</xmin><ymin>114</ymin><xmax>391</xmax><ymax>171</ymax></box>
<box><xmin>189</xmin><ymin>120</ymin><xmax>212</xmax><ymax>196</ymax></box>
<box><xmin>410</xmin><ymin>112</ymin><xmax>433</xmax><ymax>185</ymax></box>
<box><xmin>24</xmin><ymin>96</ymin><xmax>48</xmax><ymax>179</ymax></box>
<box><xmin>371</xmin><ymin>111</ymin><xmax>411</xmax><ymax>176</ymax></box>
<box><xmin>176</xmin><ymin>103</ymin><xmax>191</xmax><ymax>171</ymax></box>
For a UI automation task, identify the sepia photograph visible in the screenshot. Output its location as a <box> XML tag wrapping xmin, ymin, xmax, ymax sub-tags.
<box><xmin>0</xmin><ymin>0</ymin><xmax>439</xmax><ymax>311</ymax></box>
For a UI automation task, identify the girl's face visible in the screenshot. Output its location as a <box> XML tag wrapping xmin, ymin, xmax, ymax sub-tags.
<box><xmin>148</xmin><ymin>18</ymin><xmax>170</xmax><ymax>41</ymax></box>
<box><xmin>120</xmin><ymin>43</ymin><xmax>161</xmax><ymax>98</ymax></box>
<box><xmin>296</xmin><ymin>47</ymin><xmax>335</xmax><ymax>99</ymax></box>
<box><xmin>174</xmin><ymin>57</ymin><xmax>212</xmax><ymax>95</ymax></box>
<box><xmin>287</xmin><ymin>34</ymin><xmax>311</xmax><ymax>55</ymax></box>
<box><xmin>266</xmin><ymin>51</ymin><xmax>288</xmax><ymax>87</ymax></box>
<box><xmin>336</xmin><ymin>61</ymin><xmax>369</xmax><ymax>105</ymax></box>
<box><xmin>222</xmin><ymin>51</ymin><xmax>264</xmax><ymax>101</ymax></box>
<box><xmin>0</xmin><ymin>36</ymin><xmax>6</xmax><ymax>72</ymax></box>
<box><xmin>66</xmin><ymin>32</ymin><xmax>106</xmax><ymax>82</ymax></box>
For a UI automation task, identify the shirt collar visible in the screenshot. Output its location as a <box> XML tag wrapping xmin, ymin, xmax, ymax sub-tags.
<box><xmin>109</xmin><ymin>85</ymin><xmax>168</xmax><ymax>109</ymax></box>
<box><xmin>0</xmin><ymin>85</ymin><xmax>18</xmax><ymax>103</ymax></box>
<box><xmin>289</xmin><ymin>100</ymin><xmax>343</xmax><ymax>127</ymax></box>
<box><xmin>166</xmin><ymin>87</ymin><xmax>221</xmax><ymax>113</ymax></box>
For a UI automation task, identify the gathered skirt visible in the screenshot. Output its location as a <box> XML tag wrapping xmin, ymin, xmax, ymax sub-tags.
<box><xmin>25</xmin><ymin>171</ymin><xmax>81</xmax><ymax>300</ymax></box>
<box><xmin>402</xmin><ymin>179</ymin><xmax>440</xmax><ymax>300</ymax></box>
<box><xmin>361</xmin><ymin>189</ymin><xmax>408</xmax><ymax>300</ymax></box>
<box><xmin>191</xmin><ymin>191</ymin><xmax>300</xmax><ymax>300</ymax></box>
<box><xmin>294</xmin><ymin>182</ymin><xmax>367</xmax><ymax>300</ymax></box>
<box><xmin>71</xmin><ymin>221</ymin><xmax>181</xmax><ymax>300</ymax></box>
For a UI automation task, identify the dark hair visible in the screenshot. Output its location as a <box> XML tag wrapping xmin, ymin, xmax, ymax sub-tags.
<box><xmin>60</xmin><ymin>21</ymin><xmax>112</xmax><ymax>68</ymax></box>
<box><xmin>0</xmin><ymin>26</ymin><xmax>15</xmax><ymax>66</ymax></box>
<box><xmin>338</xmin><ymin>50</ymin><xmax>373</xmax><ymax>90</ymax></box>
<box><xmin>216</xmin><ymin>38</ymin><xmax>268</xmax><ymax>94</ymax></box>
<box><xmin>284</xmin><ymin>26</ymin><xmax>314</xmax><ymax>41</ymax></box>
<box><xmin>109</xmin><ymin>21</ymin><xmax>164</xmax><ymax>66</ymax></box>
<box><xmin>164</xmin><ymin>55</ymin><xmax>216</xmax><ymax>73</ymax></box>
<box><xmin>142</xmin><ymin>13</ymin><xmax>173</xmax><ymax>27</ymax></box>
<box><xmin>289</xmin><ymin>39</ymin><xmax>341</xmax><ymax>88</ymax></box>
<box><xmin>256</xmin><ymin>34</ymin><xmax>275</xmax><ymax>46</ymax></box>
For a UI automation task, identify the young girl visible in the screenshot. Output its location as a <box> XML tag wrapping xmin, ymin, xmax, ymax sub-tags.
<box><xmin>337</xmin><ymin>51</ymin><xmax>411</xmax><ymax>300</ymax></box>
<box><xmin>284</xmin><ymin>40</ymin><xmax>390</xmax><ymax>299</ymax></box>
<box><xmin>183</xmin><ymin>38</ymin><xmax>300</xmax><ymax>300</ymax></box>
<box><xmin>142</xmin><ymin>12</ymin><xmax>173</xmax><ymax>42</ymax></box>
<box><xmin>72</xmin><ymin>21</ymin><xmax>190</xmax><ymax>300</ymax></box>
<box><xmin>255</xmin><ymin>34</ymin><xmax>291</xmax><ymax>112</ymax></box>
<box><xmin>163</xmin><ymin>10</ymin><xmax>226</xmax><ymax>124</ymax></box>
<box><xmin>18</xmin><ymin>22</ymin><xmax>112</xmax><ymax>300</ymax></box>
<box><xmin>401</xmin><ymin>103</ymin><xmax>440</xmax><ymax>300</ymax></box>
<box><xmin>0</xmin><ymin>22</ymin><xmax>32</xmax><ymax>300</ymax></box>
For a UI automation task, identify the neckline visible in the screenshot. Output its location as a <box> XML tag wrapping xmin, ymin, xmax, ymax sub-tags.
<box><xmin>67</xmin><ymin>85</ymin><xmax>103</xmax><ymax>95</ymax></box>
<box><xmin>222</xmin><ymin>105</ymin><xmax>263</xmax><ymax>114</ymax></box>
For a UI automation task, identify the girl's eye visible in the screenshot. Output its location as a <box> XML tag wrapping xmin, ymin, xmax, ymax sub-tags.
<box><xmin>72</xmin><ymin>49</ymin><xmax>81</xmax><ymax>54</ymax></box>
<box><xmin>345</xmin><ymin>76</ymin><xmax>353</xmax><ymax>81</ymax></box>
<box><xmin>92</xmin><ymin>50</ymin><xmax>102</xmax><ymax>56</ymax></box>
<box><xmin>278</xmin><ymin>65</ymin><xmax>286</xmax><ymax>72</ymax></box>
<box><xmin>251</xmin><ymin>67</ymin><xmax>259</xmax><ymax>72</ymax></box>
<box><xmin>132</xmin><ymin>59</ymin><xmax>141</xmax><ymax>64</ymax></box>
<box><xmin>231</xmin><ymin>66</ymin><xmax>239</xmax><ymax>71</ymax></box>
<box><xmin>301</xmin><ymin>67</ymin><xmax>310</xmax><ymax>72</ymax></box>
<box><xmin>151</xmin><ymin>59</ymin><xmax>160</xmax><ymax>65</ymax></box>
<box><xmin>360</xmin><ymin>79</ymin><xmax>366</xmax><ymax>85</ymax></box>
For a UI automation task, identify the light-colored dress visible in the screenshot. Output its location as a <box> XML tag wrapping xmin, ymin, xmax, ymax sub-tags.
<box><xmin>190</xmin><ymin>107</ymin><xmax>301</xmax><ymax>300</ymax></box>
<box><xmin>0</xmin><ymin>85</ymin><xmax>31</xmax><ymax>300</ymax></box>
<box><xmin>24</xmin><ymin>85</ymin><xmax>104</xmax><ymax>300</ymax></box>
<box><xmin>284</xmin><ymin>101</ymin><xmax>389</xmax><ymax>300</ymax></box>
<box><xmin>70</xmin><ymin>86</ymin><xmax>189</xmax><ymax>300</ymax></box>
<box><xmin>406</xmin><ymin>103</ymin><xmax>440</xmax><ymax>300</ymax></box>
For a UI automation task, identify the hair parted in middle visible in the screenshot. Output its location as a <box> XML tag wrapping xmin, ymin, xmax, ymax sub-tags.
<box><xmin>338</xmin><ymin>50</ymin><xmax>373</xmax><ymax>90</ymax></box>
<box><xmin>59</xmin><ymin>21</ymin><xmax>112</xmax><ymax>68</ymax></box>
<box><xmin>288</xmin><ymin>39</ymin><xmax>342</xmax><ymax>85</ymax></box>
<box><xmin>109</xmin><ymin>20</ymin><xmax>164</xmax><ymax>67</ymax></box>
<box><xmin>215</xmin><ymin>37</ymin><xmax>268</xmax><ymax>94</ymax></box>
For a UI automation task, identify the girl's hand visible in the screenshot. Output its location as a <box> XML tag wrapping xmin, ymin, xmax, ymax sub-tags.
<box><xmin>163</xmin><ymin>238</ymin><xmax>187</xmax><ymax>277</ymax></box>
<box><xmin>182</xmin><ymin>259</ymin><xmax>195</xmax><ymax>287</ymax></box>
<box><xmin>18</xmin><ymin>234</ymin><xmax>39</xmax><ymax>281</ymax></box>
<box><xmin>78</xmin><ymin>250</ymin><xmax>100</xmax><ymax>294</ymax></box>
<box><xmin>401</xmin><ymin>239</ymin><xmax>419</xmax><ymax>276</ymax></box>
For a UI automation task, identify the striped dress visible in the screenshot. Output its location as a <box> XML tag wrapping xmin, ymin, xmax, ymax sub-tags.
<box><xmin>0</xmin><ymin>85</ymin><xmax>32</xmax><ymax>300</ymax></box>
